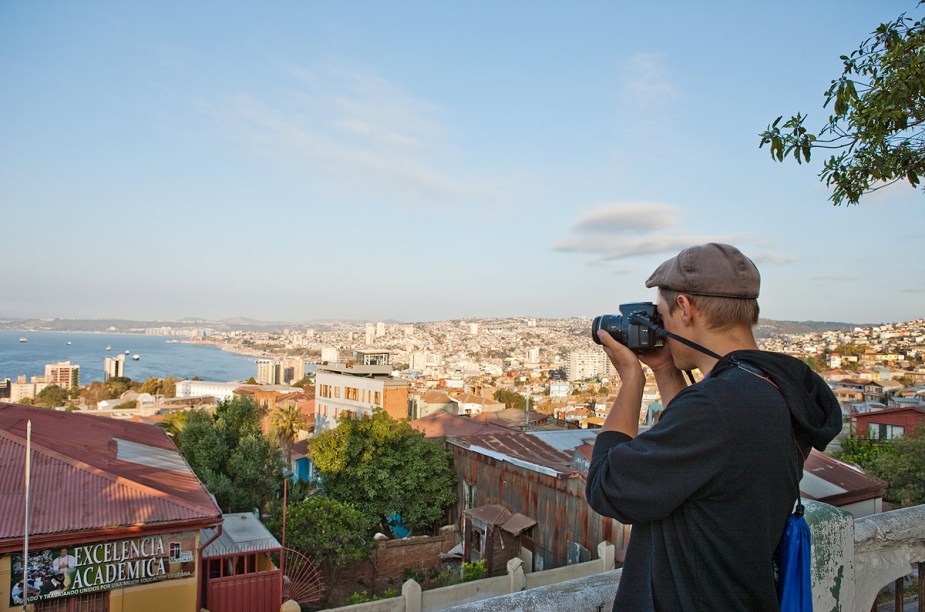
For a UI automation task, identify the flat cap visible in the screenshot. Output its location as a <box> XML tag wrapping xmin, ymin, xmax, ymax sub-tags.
<box><xmin>645</xmin><ymin>243</ymin><xmax>760</xmax><ymax>298</ymax></box>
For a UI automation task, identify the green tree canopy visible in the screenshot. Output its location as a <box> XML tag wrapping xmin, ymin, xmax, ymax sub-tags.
<box><xmin>760</xmin><ymin>7</ymin><xmax>925</xmax><ymax>205</ymax></box>
<box><xmin>309</xmin><ymin>410</ymin><xmax>457</xmax><ymax>534</ymax></box>
<box><xmin>493</xmin><ymin>388</ymin><xmax>526</xmax><ymax>410</ymax></box>
<box><xmin>139</xmin><ymin>376</ymin><xmax>177</xmax><ymax>397</ymax></box>
<box><xmin>177</xmin><ymin>396</ymin><xmax>284</xmax><ymax>513</ymax></box>
<box><xmin>35</xmin><ymin>384</ymin><xmax>67</xmax><ymax>408</ymax></box>
<box><xmin>273</xmin><ymin>496</ymin><xmax>373</xmax><ymax>569</ymax></box>
<box><xmin>867</xmin><ymin>424</ymin><xmax>925</xmax><ymax>507</ymax></box>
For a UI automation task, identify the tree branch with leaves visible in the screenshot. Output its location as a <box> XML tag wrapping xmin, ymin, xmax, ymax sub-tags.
<box><xmin>760</xmin><ymin>6</ymin><xmax>925</xmax><ymax>205</ymax></box>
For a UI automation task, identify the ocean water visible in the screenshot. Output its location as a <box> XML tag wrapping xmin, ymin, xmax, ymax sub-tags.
<box><xmin>0</xmin><ymin>330</ymin><xmax>259</xmax><ymax>384</ymax></box>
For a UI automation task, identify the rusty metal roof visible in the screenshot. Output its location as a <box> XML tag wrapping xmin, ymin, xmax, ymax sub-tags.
<box><xmin>0</xmin><ymin>403</ymin><xmax>221</xmax><ymax>547</ymax></box>
<box><xmin>449</xmin><ymin>430</ymin><xmax>577</xmax><ymax>477</ymax></box>
<box><xmin>802</xmin><ymin>449</ymin><xmax>885</xmax><ymax>506</ymax></box>
<box><xmin>411</xmin><ymin>411</ymin><xmax>510</xmax><ymax>438</ymax></box>
<box><xmin>463</xmin><ymin>504</ymin><xmax>536</xmax><ymax>535</ymax></box>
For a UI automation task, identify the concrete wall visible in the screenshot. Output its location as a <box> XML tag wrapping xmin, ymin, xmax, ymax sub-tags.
<box><xmin>330</xmin><ymin>503</ymin><xmax>925</xmax><ymax>612</ymax></box>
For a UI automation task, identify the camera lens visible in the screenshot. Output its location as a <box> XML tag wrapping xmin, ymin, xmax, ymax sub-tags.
<box><xmin>591</xmin><ymin>314</ymin><xmax>624</xmax><ymax>345</ymax></box>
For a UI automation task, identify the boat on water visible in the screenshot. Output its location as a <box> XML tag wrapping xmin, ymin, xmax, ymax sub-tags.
<box><xmin>19</xmin><ymin>337</ymin><xmax>27</xmax><ymax>343</ymax></box>
<box><xmin>106</xmin><ymin>345</ymin><xmax>111</xmax><ymax>351</ymax></box>
<box><xmin>125</xmin><ymin>350</ymin><xmax>130</xmax><ymax>354</ymax></box>
<box><xmin>132</xmin><ymin>354</ymin><xmax>140</xmax><ymax>361</ymax></box>
<box><xmin>67</xmin><ymin>341</ymin><xmax>72</xmax><ymax>345</ymax></box>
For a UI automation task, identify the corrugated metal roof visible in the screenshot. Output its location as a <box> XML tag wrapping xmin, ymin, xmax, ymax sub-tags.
<box><xmin>411</xmin><ymin>412</ymin><xmax>510</xmax><ymax>438</ymax></box>
<box><xmin>450</xmin><ymin>430</ymin><xmax>576</xmax><ymax>476</ymax></box>
<box><xmin>201</xmin><ymin>513</ymin><xmax>281</xmax><ymax>558</ymax></box>
<box><xmin>802</xmin><ymin>450</ymin><xmax>885</xmax><ymax>505</ymax></box>
<box><xmin>0</xmin><ymin>403</ymin><xmax>221</xmax><ymax>543</ymax></box>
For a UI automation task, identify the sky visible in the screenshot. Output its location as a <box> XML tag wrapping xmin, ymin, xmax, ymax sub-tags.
<box><xmin>1</xmin><ymin>1</ymin><xmax>922</xmax><ymax>325</ymax></box>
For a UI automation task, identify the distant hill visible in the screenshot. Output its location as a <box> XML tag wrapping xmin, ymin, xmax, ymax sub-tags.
<box><xmin>0</xmin><ymin>315</ymin><xmax>871</xmax><ymax>337</ymax></box>
<box><xmin>754</xmin><ymin>319</ymin><xmax>865</xmax><ymax>339</ymax></box>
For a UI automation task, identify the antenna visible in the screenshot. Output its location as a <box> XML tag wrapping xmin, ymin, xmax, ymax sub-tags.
<box><xmin>23</xmin><ymin>420</ymin><xmax>31</xmax><ymax>612</ymax></box>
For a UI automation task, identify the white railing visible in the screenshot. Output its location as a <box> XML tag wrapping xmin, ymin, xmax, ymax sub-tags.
<box><xmin>322</xmin><ymin>501</ymin><xmax>925</xmax><ymax>612</ymax></box>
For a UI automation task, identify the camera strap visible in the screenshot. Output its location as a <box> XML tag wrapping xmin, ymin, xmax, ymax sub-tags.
<box><xmin>628</xmin><ymin>314</ymin><xmax>761</xmax><ymax>377</ymax></box>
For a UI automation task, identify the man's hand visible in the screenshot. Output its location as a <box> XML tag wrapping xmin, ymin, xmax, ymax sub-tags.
<box><xmin>597</xmin><ymin>329</ymin><xmax>645</xmax><ymax>437</ymax></box>
<box><xmin>596</xmin><ymin>329</ymin><xmax>644</xmax><ymax>384</ymax></box>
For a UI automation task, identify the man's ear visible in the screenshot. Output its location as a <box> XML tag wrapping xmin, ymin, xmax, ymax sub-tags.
<box><xmin>676</xmin><ymin>294</ymin><xmax>694</xmax><ymax>326</ymax></box>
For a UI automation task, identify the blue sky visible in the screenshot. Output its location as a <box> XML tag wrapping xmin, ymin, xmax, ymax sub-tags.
<box><xmin>1</xmin><ymin>1</ymin><xmax>922</xmax><ymax>324</ymax></box>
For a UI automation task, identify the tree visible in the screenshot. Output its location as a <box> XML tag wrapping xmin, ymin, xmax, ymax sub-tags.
<box><xmin>156</xmin><ymin>410</ymin><xmax>189</xmax><ymax>441</ymax></box>
<box><xmin>270</xmin><ymin>403</ymin><xmax>306</xmax><ymax>468</ymax></box>
<box><xmin>867</xmin><ymin>423</ymin><xmax>925</xmax><ymax>507</ymax></box>
<box><xmin>493</xmin><ymin>388</ymin><xmax>526</xmax><ymax>410</ymax></box>
<box><xmin>35</xmin><ymin>385</ymin><xmax>67</xmax><ymax>408</ymax></box>
<box><xmin>177</xmin><ymin>397</ymin><xmax>284</xmax><ymax>513</ymax></box>
<box><xmin>268</xmin><ymin>496</ymin><xmax>373</xmax><ymax>587</ymax></box>
<box><xmin>309</xmin><ymin>409</ymin><xmax>457</xmax><ymax>534</ymax></box>
<box><xmin>139</xmin><ymin>376</ymin><xmax>177</xmax><ymax>398</ymax></box>
<box><xmin>759</xmin><ymin>7</ymin><xmax>925</xmax><ymax>205</ymax></box>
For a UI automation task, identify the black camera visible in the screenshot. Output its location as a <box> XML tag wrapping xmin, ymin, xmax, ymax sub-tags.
<box><xmin>591</xmin><ymin>302</ymin><xmax>665</xmax><ymax>351</ymax></box>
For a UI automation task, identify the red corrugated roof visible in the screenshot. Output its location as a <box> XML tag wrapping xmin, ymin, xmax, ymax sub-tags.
<box><xmin>450</xmin><ymin>430</ymin><xmax>576</xmax><ymax>475</ymax></box>
<box><xmin>411</xmin><ymin>412</ymin><xmax>510</xmax><ymax>438</ymax></box>
<box><xmin>803</xmin><ymin>449</ymin><xmax>885</xmax><ymax>506</ymax></box>
<box><xmin>0</xmin><ymin>403</ymin><xmax>221</xmax><ymax>547</ymax></box>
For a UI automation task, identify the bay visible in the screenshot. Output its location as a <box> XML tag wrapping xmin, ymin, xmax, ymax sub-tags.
<box><xmin>0</xmin><ymin>330</ymin><xmax>258</xmax><ymax>384</ymax></box>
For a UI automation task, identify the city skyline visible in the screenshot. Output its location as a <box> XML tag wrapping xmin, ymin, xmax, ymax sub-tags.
<box><xmin>2</xmin><ymin>1</ymin><xmax>923</xmax><ymax>325</ymax></box>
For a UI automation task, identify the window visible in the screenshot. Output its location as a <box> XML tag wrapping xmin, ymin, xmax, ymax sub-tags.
<box><xmin>345</xmin><ymin>387</ymin><xmax>358</xmax><ymax>401</ymax></box>
<box><xmin>373</xmin><ymin>391</ymin><xmax>381</xmax><ymax>405</ymax></box>
<box><xmin>35</xmin><ymin>591</ymin><xmax>109</xmax><ymax>612</ymax></box>
<box><xmin>463</xmin><ymin>481</ymin><xmax>477</xmax><ymax>510</ymax></box>
<box><xmin>470</xmin><ymin>526</ymin><xmax>484</xmax><ymax>554</ymax></box>
<box><xmin>868</xmin><ymin>422</ymin><xmax>905</xmax><ymax>439</ymax></box>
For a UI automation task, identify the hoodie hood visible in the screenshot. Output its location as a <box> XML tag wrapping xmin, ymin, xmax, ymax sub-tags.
<box><xmin>713</xmin><ymin>350</ymin><xmax>842</xmax><ymax>454</ymax></box>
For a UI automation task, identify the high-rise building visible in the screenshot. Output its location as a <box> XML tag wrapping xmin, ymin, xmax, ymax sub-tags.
<box><xmin>256</xmin><ymin>359</ymin><xmax>282</xmax><ymax>385</ymax></box>
<box><xmin>566</xmin><ymin>349</ymin><xmax>613</xmax><ymax>382</ymax></box>
<box><xmin>410</xmin><ymin>351</ymin><xmax>427</xmax><ymax>372</ymax></box>
<box><xmin>44</xmin><ymin>361</ymin><xmax>80</xmax><ymax>390</ymax></box>
<box><xmin>104</xmin><ymin>355</ymin><xmax>125</xmax><ymax>381</ymax></box>
<box><xmin>365</xmin><ymin>323</ymin><xmax>376</xmax><ymax>345</ymax></box>
<box><xmin>320</xmin><ymin>347</ymin><xmax>339</xmax><ymax>363</ymax></box>
<box><xmin>527</xmin><ymin>348</ymin><xmax>540</xmax><ymax>364</ymax></box>
<box><xmin>281</xmin><ymin>356</ymin><xmax>305</xmax><ymax>384</ymax></box>
<box><xmin>376</xmin><ymin>322</ymin><xmax>385</xmax><ymax>337</ymax></box>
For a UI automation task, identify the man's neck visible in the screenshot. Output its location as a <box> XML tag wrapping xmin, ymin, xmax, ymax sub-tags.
<box><xmin>690</xmin><ymin>326</ymin><xmax>759</xmax><ymax>374</ymax></box>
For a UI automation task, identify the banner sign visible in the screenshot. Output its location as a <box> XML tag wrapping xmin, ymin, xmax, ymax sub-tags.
<box><xmin>10</xmin><ymin>532</ymin><xmax>197</xmax><ymax>605</ymax></box>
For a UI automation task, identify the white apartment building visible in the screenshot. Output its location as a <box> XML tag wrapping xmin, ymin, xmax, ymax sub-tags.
<box><xmin>104</xmin><ymin>355</ymin><xmax>125</xmax><ymax>381</ymax></box>
<box><xmin>10</xmin><ymin>380</ymin><xmax>49</xmax><ymax>403</ymax></box>
<box><xmin>567</xmin><ymin>349</ymin><xmax>614</xmax><ymax>382</ymax></box>
<box><xmin>320</xmin><ymin>347</ymin><xmax>339</xmax><ymax>363</ymax></box>
<box><xmin>314</xmin><ymin>351</ymin><xmax>409</xmax><ymax>432</ymax></box>
<box><xmin>175</xmin><ymin>380</ymin><xmax>241</xmax><ymax>403</ymax></box>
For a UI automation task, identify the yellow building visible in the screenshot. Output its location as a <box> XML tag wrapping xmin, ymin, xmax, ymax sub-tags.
<box><xmin>0</xmin><ymin>403</ymin><xmax>222</xmax><ymax>612</ymax></box>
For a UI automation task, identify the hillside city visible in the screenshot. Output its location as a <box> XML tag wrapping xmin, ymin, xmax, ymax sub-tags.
<box><xmin>5</xmin><ymin>316</ymin><xmax>925</xmax><ymax>419</ymax></box>
<box><xmin>3</xmin><ymin>315</ymin><xmax>924</xmax><ymax>610</ymax></box>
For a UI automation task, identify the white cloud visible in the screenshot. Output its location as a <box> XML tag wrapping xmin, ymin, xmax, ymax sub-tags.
<box><xmin>569</xmin><ymin>202</ymin><xmax>677</xmax><ymax>233</ymax></box>
<box><xmin>554</xmin><ymin>202</ymin><xmax>748</xmax><ymax>264</ymax></box>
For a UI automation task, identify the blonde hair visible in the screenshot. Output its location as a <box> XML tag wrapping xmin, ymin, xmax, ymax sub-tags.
<box><xmin>660</xmin><ymin>288</ymin><xmax>759</xmax><ymax>331</ymax></box>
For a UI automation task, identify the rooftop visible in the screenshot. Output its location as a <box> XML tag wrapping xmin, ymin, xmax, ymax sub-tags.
<box><xmin>0</xmin><ymin>403</ymin><xmax>221</xmax><ymax>551</ymax></box>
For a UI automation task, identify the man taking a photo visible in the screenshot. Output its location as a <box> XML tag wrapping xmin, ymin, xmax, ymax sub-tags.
<box><xmin>586</xmin><ymin>243</ymin><xmax>841</xmax><ymax>611</ymax></box>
